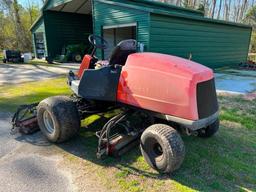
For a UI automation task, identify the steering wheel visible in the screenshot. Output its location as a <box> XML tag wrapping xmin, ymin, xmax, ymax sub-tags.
<box><xmin>88</xmin><ymin>35</ymin><xmax>108</xmax><ymax>50</ymax></box>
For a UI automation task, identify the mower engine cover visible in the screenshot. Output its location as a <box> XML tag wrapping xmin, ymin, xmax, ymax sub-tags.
<box><xmin>117</xmin><ymin>53</ymin><xmax>218</xmax><ymax>122</ymax></box>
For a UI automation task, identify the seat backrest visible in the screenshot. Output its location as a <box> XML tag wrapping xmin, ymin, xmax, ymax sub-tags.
<box><xmin>77</xmin><ymin>55</ymin><xmax>93</xmax><ymax>78</ymax></box>
<box><xmin>109</xmin><ymin>39</ymin><xmax>137</xmax><ymax>65</ymax></box>
<box><xmin>78</xmin><ymin>66</ymin><xmax>122</xmax><ymax>102</ymax></box>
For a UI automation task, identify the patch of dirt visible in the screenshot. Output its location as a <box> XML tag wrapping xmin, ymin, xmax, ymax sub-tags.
<box><xmin>60</xmin><ymin>152</ymin><xmax>108</xmax><ymax>192</ymax></box>
<box><xmin>243</xmin><ymin>92</ymin><xmax>256</xmax><ymax>101</ymax></box>
<box><xmin>221</xmin><ymin>120</ymin><xmax>243</xmax><ymax>129</ymax></box>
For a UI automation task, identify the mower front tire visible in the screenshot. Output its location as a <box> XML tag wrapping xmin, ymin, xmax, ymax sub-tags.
<box><xmin>197</xmin><ymin>119</ymin><xmax>219</xmax><ymax>138</ymax></box>
<box><xmin>140</xmin><ymin>124</ymin><xmax>185</xmax><ymax>174</ymax></box>
<box><xmin>37</xmin><ymin>96</ymin><xmax>81</xmax><ymax>143</ymax></box>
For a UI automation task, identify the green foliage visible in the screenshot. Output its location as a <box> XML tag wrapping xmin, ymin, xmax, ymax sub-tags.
<box><xmin>197</xmin><ymin>3</ymin><xmax>205</xmax><ymax>13</ymax></box>
<box><xmin>244</xmin><ymin>6</ymin><xmax>256</xmax><ymax>53</ymax></box>
<box><xmin>250</xmin><ymin>31</ymin><xmax>256</xmax><ymax>53</ymax></box>
<box><xmin>244</xmin><ymin>5</ymin><xmax>256</xmax><ymax>28</ymax></box>
<box><xmin>0</xmin><ymin>0</ymin><xmax>40</xmax><ymax>52</ymax></box>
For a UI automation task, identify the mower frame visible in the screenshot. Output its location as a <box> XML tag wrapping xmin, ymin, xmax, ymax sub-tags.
<box><xmin>15</xmin><ymin>35</ymin><xmax>219</xmax><ymax>174</ymax></box>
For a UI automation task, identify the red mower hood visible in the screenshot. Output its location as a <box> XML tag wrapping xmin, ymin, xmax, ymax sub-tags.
<box><xmin>117</xmin><ymin>52</ymin><xmax>215</xmax><ymax>121</ymax></box>
<box><xmin>126</xmin><ymin>53</ymin><xmax>214</xmax><ymax>82</ymax></box>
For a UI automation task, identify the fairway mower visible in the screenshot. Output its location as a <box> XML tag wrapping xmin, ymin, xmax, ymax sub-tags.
<box><xmin>13</xmin><ymin>35</ymin><xmax>219</xmax><ymax>173</ymax></box>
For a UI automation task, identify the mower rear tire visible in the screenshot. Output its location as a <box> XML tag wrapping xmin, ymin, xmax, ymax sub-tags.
<box><xmin>140</xmin><ymin>124</ymin><xmax>185</xmax><ymax>174</ymax></box>
<box><xmin>197</xmin><ymin>119</ymin><xmax>219</xmax><ymax>138</ymax></box>
<box><xmin>37</xmin><ymin>96</ymin><xmax>81</xmax><ymax>143</ymax></box>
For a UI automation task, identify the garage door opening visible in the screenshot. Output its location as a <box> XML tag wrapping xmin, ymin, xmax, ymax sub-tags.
<box><xmin>34</xmin><ymin>32</ymin><xmax>45</xmax><ymax>59</ymax></box>
<box><xmin>43</xmin><ymin>0</ymin><xmax>93</xmax><ymax>62</ymax></box>
<box><xmin>103</xmin><ymin>24</ymin><xmax>137</xmax><ymax>59</ymax></box>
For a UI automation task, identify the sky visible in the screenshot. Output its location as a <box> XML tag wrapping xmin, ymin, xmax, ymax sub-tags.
<box><xmin>18</xmin><ymin>0</ymin><xmax>43</xmax><ymax>8</ymax></box>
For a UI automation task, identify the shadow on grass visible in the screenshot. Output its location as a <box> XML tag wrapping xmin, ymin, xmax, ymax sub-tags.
<box><xmin>12</xmin><ymin>111</ymin><xmax>256</xmax><ymax>192</ymax></box>
<box><xmin>54</xmin><ymin>116</ymin><xmax>256</xmax><ymax>192</ymax></box>
<box><xmin>8</xmin><ymin>95</ymin><xmax>255</xmax><ymax>192</ymax></box>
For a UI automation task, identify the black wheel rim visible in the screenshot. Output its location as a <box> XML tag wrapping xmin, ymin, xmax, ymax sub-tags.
<box><xmin>153</xmin><ymin>143</ymin><xmax>163</xmax><ymax>156</ymax></box>
<box><xmin>145</xmin><ymin>138</ymin><xmax>164</xmax><ymax>162</ymax></box>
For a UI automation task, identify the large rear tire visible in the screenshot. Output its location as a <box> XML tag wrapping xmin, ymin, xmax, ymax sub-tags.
<box><xmin>37</xmin><ymin>96</ymin><xmax>80</xmax><ymax>143</ymax></box>
<box><xmin>140</xmin><ymin>124</ymin><xmax>185</xmax><ymax>174</ymax></box>
<box><xmin>197</xmin><ymin>119</ymin><xmax>219</xmax><ymax>138</ymax></box>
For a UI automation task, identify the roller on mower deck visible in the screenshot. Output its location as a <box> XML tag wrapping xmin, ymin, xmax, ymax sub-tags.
<box><xmin>12</xmin><ymin>35</ymin><xmax>219</xmax><ymax>174</ymax></box>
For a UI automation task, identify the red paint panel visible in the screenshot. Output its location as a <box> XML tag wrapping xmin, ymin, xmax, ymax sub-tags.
<box><xmin>77</xmin><ymin>55</ymin><xmax>92</xmax><ymax>78</ymax></box>
<box><xmin>117</xmin><ymin>53</ymin><xmax>214</xmax><ymax>121</ymax></box>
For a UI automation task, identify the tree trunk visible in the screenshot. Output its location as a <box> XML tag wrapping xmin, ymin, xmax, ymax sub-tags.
<box><xmin>236</xmin><ymin>0</ymin><xmax>241</xmax><ymax>22</ymax></box>
<box><xmin>228</xmin><ymin>0</ymin><xmax>231</xmax><ymax>21</ymax></box>
<box><xmin>239</xmin><ymin>0</ymin><xmax>248</xmax><ymax>21</ymax></box>
<box><xmin>223</xmin><ymin>0</ymin><xmax>230</xmax><ymax>21</ymax></box>
<box><xmin>12</xmin><ymin>0</ymin><xmax>31</xmax><ymax>51</ymax></box>
<box><xmin>217</xmin><ymin>0</ymin><xmax>223</xmax><ymax>19</ymax></box>
<box><xmin>211</xmin><ymin>0</ymin><xmax>217</xmax><ymax>18</ymax></box>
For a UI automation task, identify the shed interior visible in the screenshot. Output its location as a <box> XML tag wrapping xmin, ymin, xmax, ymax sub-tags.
<box><xmin>103</xmin><ymin>24</ymin><xmax>137</xmax><ymax>59</ymax></box>
<box><xmin>39</xmin><ymin>0</ymin><xmax>140</xmax><ymax>60</ymax></box>
<box><xmin>43</xmin><ymin>0</ymin><xmax>93</xmax><ymax>60</ymax></box>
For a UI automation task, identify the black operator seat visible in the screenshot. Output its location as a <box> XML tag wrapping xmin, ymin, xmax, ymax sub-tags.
<box><xmin>109</xmin><ymin>39</ymin><xmax>137</xmax><ymax>66</ymax></box>
<box><xmin>70</xmin><ymin>39</ymin><xmax>137</xmax><ymax>100</ymax></box>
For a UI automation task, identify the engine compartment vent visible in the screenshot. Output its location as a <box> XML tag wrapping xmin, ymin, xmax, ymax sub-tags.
<box><xmin>196</xmin><ymin>79</ymin><xmax>218</xmax><ymax>119</ymax></box>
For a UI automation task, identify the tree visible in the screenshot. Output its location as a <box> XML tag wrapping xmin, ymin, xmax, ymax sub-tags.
<box><xmin>244</xmin><ymin>5</ymin><xmax>256</xmax><ymax>52</ymax></box>
<box><xmin>0</xmin><ymin>0</ymin><xmax>40</xmax><ymax>52</ymax></box>
<box><xmin>211</xmin><ymin>0</ymin><xmax>217</xmax><ymax>18</ymax></box>
<box><xmin>217</xmin><ymin>0</ymin><xmax>223</xmax><ymax>19</ymax></box>
<box><xmin>244</xmin><ymin>5</ymin><xmax>256</xmax><ymax>27</ymax></box>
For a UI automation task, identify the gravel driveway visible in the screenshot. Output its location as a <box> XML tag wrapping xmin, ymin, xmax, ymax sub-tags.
<box><xmin>0</xmin><ymin>63</ymin><xmax>105</xmax><ymax>192</ymax></box>
<box><xmin>0</xmin><ymin>113</ymin><xmax>73</xmax><ymax>192</ymax></box>
<box><xmin>0</xmin><ymin>63</ymin><xmax>79</xmax><ymax>86</ymax></box>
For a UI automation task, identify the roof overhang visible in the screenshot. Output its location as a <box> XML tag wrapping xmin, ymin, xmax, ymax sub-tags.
<box><xmin>30</xmin><ymin>0</ymin><xmax>92</xmax><ymax>32</ymax></box>
<box><xmin>30</xmin><ymin>15</ymin><xmax>43</xmax><ymax>32</ymax></box>
<box><xmin>48</xmin><ymin>0</ymin><xmax>92</xmax><ymax>14</ymax></box>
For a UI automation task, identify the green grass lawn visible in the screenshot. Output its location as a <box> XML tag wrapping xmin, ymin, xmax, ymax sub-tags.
<box><xmin>27</xmin><ymin>59</ymin><xmax>63</xmax><ymax>66</ymax></box>
<box><xmin>0</xmin><ymin>78</ymin><xmax>255</xmax><ymax>192</ymax></box>
<box><xmin>0</xmin><ymin>76</ymin><xmax>71</xmax><ymax>112</ymax></box>
<box><xmin>0</xmin><ymin>53</ymin><xmax>3</xmax><ymax>61</ymax></box>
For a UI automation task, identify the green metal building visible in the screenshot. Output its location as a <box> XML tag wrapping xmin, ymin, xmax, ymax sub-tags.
<box><xmin>31</xmin><ymin>0</ymin><xmax>252</xmax><ymax>68</ymax></box>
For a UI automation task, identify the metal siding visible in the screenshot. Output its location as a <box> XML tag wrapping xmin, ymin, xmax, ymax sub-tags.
<box><xmin>93</xmin><ymin>0</ymin><xmax>150</xmax><ymax>59</ymax></box>
<box><xmin>122</xmin><ymin>0</ymin><xmax>204</xmax><ymax>17</ymax></box>
<box><xmin>149</xmin><ymin>14</ymin><xmax>251</xmax><ymax>68</ymax></box>
<box><xmin>32</xmin><ymin>34</ymin><xmax>36</xmax><ymax>58</ymax></box>
<box><xmin>43</xmin><ymin>11</ymin><xmax>92</xmax><ymax>59</ymax></box>
<box><xmin>31</xmin><ymin>18</ymin><xmax>45</xmax><ymax>33</ymax></box>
